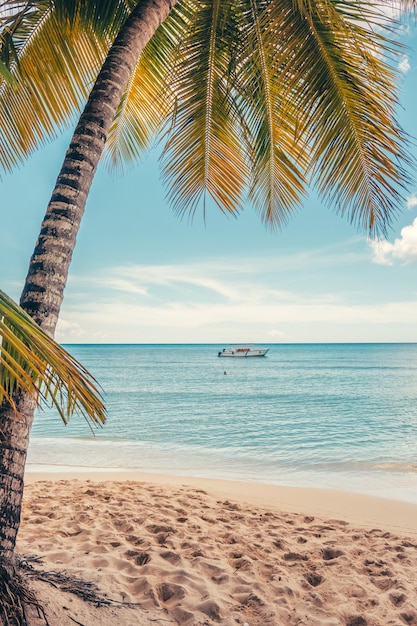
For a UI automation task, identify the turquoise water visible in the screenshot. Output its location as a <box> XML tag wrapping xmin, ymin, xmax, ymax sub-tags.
<box><xmin>27</xmin><ymin>343</ymin><xmax>417</xmax><ymax>502</ymax></box>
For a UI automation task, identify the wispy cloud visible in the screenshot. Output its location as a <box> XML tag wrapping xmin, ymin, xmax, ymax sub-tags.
<box><xmin>407</xmin><ymin>194</ymin><xmax>417</xmax><ymax>210</ymax></box>
<box><xmin>56</xmin><ymin>295</ymin><xmax>417</xmax><ymax>344</ymax></box>
<box><xmin>99</xmin><ymin>278</ymin><xmax>148</xmax><ymax>297</ymax></box>
<box><xmin>57</xmin><ymin>319</ymin><xmax>87</xmax><ymax>340</ymax></box>
<box><xmin>68</xmin><ymin>243</ymin><xmax>366</xmax><ymax>310</ymax></box>
<box><xmin>55</xmin><ymin>244</ymin><xmax>417</xmax><ymax>343</ymax></box>
<box><xmin>112</xmin><ymin>263</ymin><xmax>244</xmax><ymax>300</ymax></box>
<box><xmin>399</xmin><ymin>55</ymin><xmax>411</xmax><ymax>74</ymax></box>
<box><xmin>370</xmin><ymin>218</ymin><xmax>417</xmax><ymax>265</ymax></box>
<box><xmin>70</xmin><ymin>260</ymin><xmax>297</xmax><ymax>306</ymax></box>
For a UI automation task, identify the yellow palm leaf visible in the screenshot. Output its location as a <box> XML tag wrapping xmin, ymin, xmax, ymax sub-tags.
<box><xmin>235</xmin><ymin>0</ymin><xmax>309</xmax><ymax>228</ymax></box>
<box><xmin>161</xmin><ymin>0</ymin><xmax>250</xmax><ymax>217</ymax></box>
<box><xmin>103</xmin><ymin>5</ymin><xmax>191</xmax><ymax>172</ymax></box>
<box><xmin>0</xmin><ymin>2</ymin><xmax>116</xmax><ymax>172</ymax></box>
<box><xmin>262</xmin><ymin>0</ymin><xmax>413</xmax><ymax>236</ymax></box>
<box><xmin>0</xmin><ymin>289</ymin><xmax>105</xmax><ymax>426</ymax></box>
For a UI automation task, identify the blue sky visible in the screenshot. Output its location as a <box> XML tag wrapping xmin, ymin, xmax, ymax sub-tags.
<box><xmin>2</xmin><ymin>18</ymin><xmax>417</xmax><ymax>344</ymax></box>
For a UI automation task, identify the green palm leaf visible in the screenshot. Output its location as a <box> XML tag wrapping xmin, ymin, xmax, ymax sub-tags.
<box><xmin>0</xmin><ymin>290</ymin><xmax>105</xmax><ymax>426</ymax></box>
<box><xmin>161</xmin><ymin>0</ymin><xmax>250</xmax><ymax>218</ymax></box>
<box><xmin>49</xmin><ymin>0</ymin><xmax>129</xmax><ymax>38</ymax></box>
<box><xmin>0</xmin><ymin>0</ymin><xmax>414</xmax><ymax>233</ymax></box>
<box><xmin>103</xmin><ymin>7</ymin><xmax>189</xmax><ymax>172</ymax></box>
<box><xmin>235</xmin><ymin>0</ymin><xmax>309</xmax><ymax>228</ymax></box>
<box><xmin>0</xmin><ymin>57</ymin><xmax>15</xmax><ymax>83</ymax></box>
<box><xmin>0</xmin><ymin>0</ymin><xmax>120</xmax><ymax>172</ymax></box>
<box><xmin>264</xmin><ymin>0</ymin><xmax>412</xmax><ymax>236</ymax></box>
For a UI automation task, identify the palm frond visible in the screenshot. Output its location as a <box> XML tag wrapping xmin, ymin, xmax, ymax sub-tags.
<box><xmin>235</xmin><ymin>0</ymin><xmax>309</xmax><ymax>228</ymax></box>
<box><xmin>50</xmin><ymin>0</ymin><xmax>129</xmax><ymax>39</ymax></box>
<box><xmin>392</xmin><ymin>0</ymin><xmax>417</xmax><ymax>12</ymax></box>
<box><xmin>104</xmin><ymin>4</ymin><xmax>190</xmax><ymax>173</ymax></box>
<box><xmin>0</xmin><ymin>289</ymin><xmax>105</xmax><ymax>426</ymax></box>
<box><xmin>0</xmin><ymin>1</ymin><xmax>123</xmax><ymax>174</ymax></box>
<box><xmin>0</xmin><ymin>57</ymin><xmax>15</xmax><ymax>83</ymax></box>
<box><xmin>265</xmin><ymin>0</ymin><xmax>413</xmax><ymax>237</ymax></box>
<box><xmin>161</xmin><ymin>0</ymin><xmax>250</xmax><ymax>218</ymax></box>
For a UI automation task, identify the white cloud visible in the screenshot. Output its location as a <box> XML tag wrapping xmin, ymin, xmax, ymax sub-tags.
<box><xmin>370</xmin><ymin>218</ymin><xmax>417</xmax><ymax>265</ymax></box>
<box><xmin>399</xmin><ymin>55</ymin><xmax>411</xmax><ymax>74</ymax></box>
<box><xmin>54</xmin><ymin>242</ymin><xmax>417</xmax><ymax>344</ymax></box>
<box><xmin>116</xmin><ymin>263</ymin><xmax>244</xmax><ymax>300</ymax></box>
<box><xmin>70</xmin><ymin>242</ymin><xmax>366</xmax><ymax>305</ymax></box>
<box><xmin>55</xmin><ymin>296</ymin><xmax>417</xmax><ymax>344</ymax></box>
<box><xmin>407</xmin><ymin>194</ymin><xmax>417</xmax><ymax>210</ymax></box>
<box><xmin>267</xmin><ymin>330</ymin><xmax>287</xmax><ymax>339</ymax></box>
<box><xmin>100</xmin><ymin>278</ymin><xmax>148</xmax><ymax>297</ymax></box>
<box><xmin>55</xmin><ymin>255</ymin><xmax>417</xmax><ymax>343</ymax></box>
<box><xmin>55</xmin><ymin>319</ymin><xmax>87</xmax><ymax>342</ymax></box>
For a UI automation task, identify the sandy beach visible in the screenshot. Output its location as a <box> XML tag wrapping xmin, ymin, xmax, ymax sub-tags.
<box><xmin>19</xmin><ymin>471</ymin><xmax>417</xmax><ymax>626</ymax></box>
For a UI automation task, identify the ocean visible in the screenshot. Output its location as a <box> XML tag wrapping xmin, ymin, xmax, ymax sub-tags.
<box><xmin>27</xmin><ymin>343</ymin><xmax>417</xmax><ymax>503</ymax></box>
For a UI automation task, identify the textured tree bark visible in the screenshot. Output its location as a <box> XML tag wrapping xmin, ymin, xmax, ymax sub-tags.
<box><xmin>0</xmin><ymin>396</ymin><xmax>35</xmax><ymax>579</ymax></box>
<box><xmin>0</xmin><ymin>0</ymin><xmax>177</xmax><ymax>589</ymax></box>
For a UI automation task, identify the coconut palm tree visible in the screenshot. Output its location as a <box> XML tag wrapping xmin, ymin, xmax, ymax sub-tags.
<box><xmin>0</xmin><ymin>0</ymin><xmax>415</xmax><ymax>621</ymax></box>
<box><xmin>1</xmin><ymin>1</ymin><xmax>413</xmax><ymax>235</ymax></box>
<box><xmin>0</xmin><ymin>3</ymin><xmax>182</xmax><ymax>618</ymax></box>
<box><xmin>0</xmin><ymin>288</ymin><xmax>105</xmax><ymax>623</ymax></box>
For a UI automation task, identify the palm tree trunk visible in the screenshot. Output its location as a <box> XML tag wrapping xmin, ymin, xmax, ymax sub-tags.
<box><xmin>21</xmin><ymin>0</ymin><xmax>177</xmax><ymax>334</ymax></box>
<box><xmin>0</xmin><ymin>0</ymin><xmax>177</xmax><ymax>596</ymax></box>
<box><xmin>0</xmin><ymin>397</ymin><xmax>35</xmax><ymax>579</ymax></box>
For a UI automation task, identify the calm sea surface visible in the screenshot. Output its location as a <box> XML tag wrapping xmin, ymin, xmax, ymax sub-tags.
<box><xmin>27</xmin><ymin>344</ymin><xmax>417</xmax><ymax>503</ymax></box>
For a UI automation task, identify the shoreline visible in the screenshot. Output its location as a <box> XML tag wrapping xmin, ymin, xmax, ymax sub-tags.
<box><xmin>27</xmin><ymin>436</ymin><xmax>417</xmax><ymax>506</ymax></box>
<box><xmin>24</xmin><ymin>467</ymin><xmax>417</xmax><ymax>538</ymax></box>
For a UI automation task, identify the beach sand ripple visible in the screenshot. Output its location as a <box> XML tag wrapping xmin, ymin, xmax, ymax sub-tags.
<box><xmin>17</xmin><ymin>479</ymin><xmax>417</xmax><ymax>626</ymax></box>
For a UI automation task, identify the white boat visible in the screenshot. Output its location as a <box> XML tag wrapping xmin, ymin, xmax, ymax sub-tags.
<box><xmin>218</xmin><ymin>346</ymin><xmax>269</xmax><ymax>358</ymax></box>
